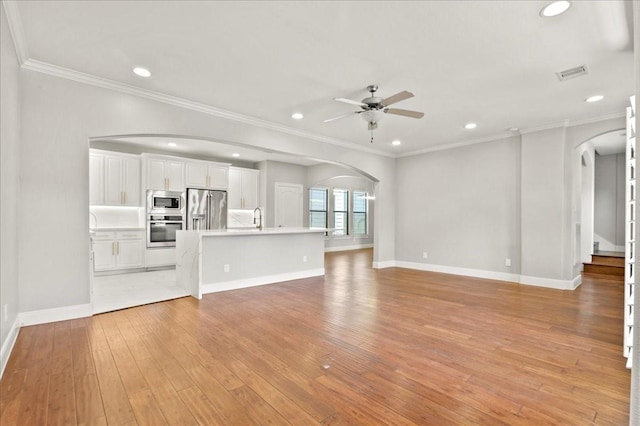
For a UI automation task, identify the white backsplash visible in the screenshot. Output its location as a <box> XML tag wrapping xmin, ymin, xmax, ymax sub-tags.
<box><xmin>228</xmin><ymin>209</ymin><xmax>257</xmax><ymax>228</ymax></box>
<box><xmin>90</xmin><ymin>206</ymin><xmax>144</xmax><ymax>228</ymax></box>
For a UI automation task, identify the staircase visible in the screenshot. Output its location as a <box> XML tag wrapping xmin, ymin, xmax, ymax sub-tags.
<box><xmin>583</xmin><ymin>251</ymin><xmax>625</xmax><ymax>280</ymax></box>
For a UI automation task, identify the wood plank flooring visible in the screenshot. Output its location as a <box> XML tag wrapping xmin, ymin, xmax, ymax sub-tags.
<box><xmin>0</xmin><ymin>249</ymin><xmax>631</xmax><ymax>425</ymax></box>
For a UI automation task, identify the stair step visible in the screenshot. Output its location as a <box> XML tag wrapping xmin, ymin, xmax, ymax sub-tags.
<box><xmin>582</xmin><ymin>272</ymin><xmax>624</xmax><ymax>282</ymax></box>
<box><xmin>591</xmin><ymin>255</ymin><xmax>625</xmax><ymax>267</ymax></box>
<box><xmin>583</xmin><ymin>263</ymin><xmax>624</xmax><ymax>276</ymax></box>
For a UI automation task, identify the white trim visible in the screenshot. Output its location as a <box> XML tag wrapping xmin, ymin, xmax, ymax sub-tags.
<box><xmin>398</xmin><ymin>132</ymin><xmax>519</xmax><ymax>158</ymax></box>
<box><xmin>372</xmin><ymin>260</ymin><xmax>396</xmax><ymax>269</ymax></box>
<box><xmin>520</xmin><ymin>112</ymin><xmax>626</xmax><ymax>135</ymax></box>
<box><xmin>519</xmin><ymin>275</ymin><xmax>581</xmax><ymax>290</ymax></box>
<box><xmin>19</xmin><ymin>303</ymin><xmax>92</xmax><ymax>327</ymax></box>
<box><xmin>395</xmin><ymin>261</ymin><xmax>520</xmax><ymax>284</ymax></box>
<box><xmin>2</xmin><ymin>1</ymin><xmax>29</xmax><ymax>65</ymax></box>
<box><xmin>375</xmin><ymin>260</ymin><xmax>582</xmax><ymax>290</ymax></box>
<box><xmin>324</xmin><ymin>244</ymin><xmax>373</xmax><ymax>253</ymax></box>
<box><xmin>19</xmin><ymin>59</ymin><xmax>393</xmax><ymax>159</ymax></box>
<box><xmin>200</xmin><ymin>268</ymin><xmax>324</xmax><ymax>295</ymax></box>
<box><xmin>0</xmin><ymin>316</ymin><xmax>21</xmax><ymax>379</ymax></box>
<box><xmin>399</xmin><ymin>112</ymin><xmax>626</xmax><ymax>158</ymax></box>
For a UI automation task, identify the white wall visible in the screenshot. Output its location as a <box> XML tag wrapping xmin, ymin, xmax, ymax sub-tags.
<box><xmin>15</xmin><ymin>68</ymin><xmax>396</xmax><ymax>316</ymax></box>
<box><xmin>577</xmin><ymin>144</ymin><xmax>595</xmax><ymax>264</ymax></box>
<box><xmin>520</xmin><ymin>128</ymin><xmax>568</xmax><ymax>281</ymax></box>
<box><xmin>258</xmin><ymin>160</ymin><xmax>308</xmax><ymax>228</ymax></box>
<box><xmin>594</xmin><ymin>153</ymin><xmax>625</xmax><ymax>251</ymax></box>
<box><xmin>0</xmin><ymin>4</ymin><xmax>21</xmax><ymax>373</ymax></box>
<box><xmin>396</xmin><ymin>136</ymin><xmax>521</xmax><ymax>275</ymax></box>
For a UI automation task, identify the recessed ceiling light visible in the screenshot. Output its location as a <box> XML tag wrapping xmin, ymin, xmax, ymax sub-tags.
<box><xmin>232</xmin><ymin>153</ymin><xmax>240</xmax><ymax>157</ymax></box>
<box><xmin>585</xmin><ymin>95</ymin><xmax>604</xmax><ymax>103</ymax></box>
<box><xmin>167</xmin><ymin>142</ymin><xmax>177</xmax><ymax>147</ymax></box>
<box><xmin>508</xmin><ymin>127</ymin><xmax>520</xmax><ymax>132</ymax></box>
<box><xmin>291</xmin><ymin>112</ymin><xmax>304</xmax><ymax>120</ymax></box>
<box><xmin>133</xmin><ymin>67</ymin><xmax>151</xmax><ymax>77</ymax></box>
<box><xmin>465</xmin><ymin>123</ymin><xmax>477</xmax><ymax>129</ymax></box>
<box><xmin>391</xmin><ymin>140</ymin><xmax>402</xmax><ymax>146</ymax></box>
<box><xmin>540</xmin><ymin>1</ymin><xmax>571</xmax><ymax>17</ymax></box>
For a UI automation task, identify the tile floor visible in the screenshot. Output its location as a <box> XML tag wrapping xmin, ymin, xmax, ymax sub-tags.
<box><xmin>92</xmin><ymin>268</ymin><xmax>188</xmax><ymax>314</ymax></box>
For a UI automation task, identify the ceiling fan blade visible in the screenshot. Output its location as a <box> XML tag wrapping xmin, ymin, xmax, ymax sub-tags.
<box><xmin>385</xmin><ymin>108</ymin><xmax>424</xmax><ymax>119</ymax></box>
<box><xmin>324</xmin><ymin>112</ymin><xmax>358</xmax><ymax>123</ymax></box>
<box><xmin>368</xmin><ymin>121</ymin><xmax>378</xmax><ymax>130</ymax></box>
<box><xmin>382</xmin><ymin>90</ymin><xmax>414</xmax><ymax>106</ymax></box>
<box><xmin>333</xmin><ymin>97</ymin><xmax>367</xmax><ymax>107</ymax></box>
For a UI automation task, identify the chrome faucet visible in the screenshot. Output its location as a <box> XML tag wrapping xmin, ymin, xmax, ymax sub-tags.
<box><xmin>253</xmin><ymin>207</ymin><xmax>263</xmax><ymax>231</ymax></box>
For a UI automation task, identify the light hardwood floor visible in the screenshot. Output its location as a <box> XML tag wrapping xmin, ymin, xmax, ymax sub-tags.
<box><xmin>0</xmin><ymin>249</ymin><xmax>631</xmax><ymax>425</ymax></box>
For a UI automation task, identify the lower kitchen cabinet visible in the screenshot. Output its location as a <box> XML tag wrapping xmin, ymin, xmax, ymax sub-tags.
<box><xmin>92</xmin><ymin>230</ymin><xmax>145</xmax><ymax>272</ymax></box>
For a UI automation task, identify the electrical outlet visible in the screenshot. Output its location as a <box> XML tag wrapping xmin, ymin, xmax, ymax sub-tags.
<box><xmin>423</xmin><ymin>252</ymin><xmax>428</xmax><ymax>259</ymax></box>
<box><xmin>224</xmin><ymin>264</ymin><xmax>230</xmax><ymax>272</ymax></box>
<box><xmin>303</xmin><ymin>255</ymin><xmax>307</xmax><ymax>262</ymax></box>
<box><xmin>505</xmin><ymin>258</ymin><xmax>511</xmax><ymax>267</ymax></box>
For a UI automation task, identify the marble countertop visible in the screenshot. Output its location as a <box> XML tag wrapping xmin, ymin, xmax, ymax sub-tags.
<box><xmin>90</xmin><ymin>227</ymin><xmax>145</xmax><ymax>231</ymax></box>
<box><xmin>181</xmin><ymin>227</ymin><xmax>328</xmax><ymax>237</ymax></box>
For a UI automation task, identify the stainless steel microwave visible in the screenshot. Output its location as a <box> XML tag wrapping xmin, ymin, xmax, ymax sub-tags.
<box><xmin>146</xmin><ymin>190</ymin><xmax>185</xmax><ymax>215</ymax></box>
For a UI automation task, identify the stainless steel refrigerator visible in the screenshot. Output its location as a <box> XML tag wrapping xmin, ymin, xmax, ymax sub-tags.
<box><xmin>186</xmin><ymin>188</ymin><xmax>227</xmax><ymax>230</ymax></box>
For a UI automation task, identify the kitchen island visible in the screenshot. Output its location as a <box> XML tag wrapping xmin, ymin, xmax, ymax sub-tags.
<box><xmin>176</xmin><ymin>228</ymin><xmax>327</xmax><ymax>298</ymax></box>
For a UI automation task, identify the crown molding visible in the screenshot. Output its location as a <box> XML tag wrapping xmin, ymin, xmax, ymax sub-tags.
<box><xmin>397</xmin><ymin>131</ymin><xmax>519</xmax><ymax>158</ymax></box>
<box><xmin>20</xmin><ymin>59</ymin><xmax>394</xmax><ymax>158</ymax></box>
<box><xmin>2</xmin><ymin>1</ymin><xmax>29</xmax><ymax>64</ymax></box>
<box><xmin>519</xmin><ymin>111</ymin><xmax>625</xmax><ymax>135</ymax></box>
<box><xmin>399</xmin><ymin>111</ymin><xmax>627</xmax><ymax>158</ymax></box>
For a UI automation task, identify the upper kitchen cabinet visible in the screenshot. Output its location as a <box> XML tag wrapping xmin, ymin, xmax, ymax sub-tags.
<box><xmin>143</xmin><ymin>154</ymin><xmax>185</xmax><ymax>192</ymax></box>
<box><xmin>89</xmin><ymin>152</ymin><xmax>105</xmax><ymax>205</ymax></box>
<box><xmin>185</xmin><ymin>160</ymin><xmax>230</xmax><ymax>189</ymax></box>
<box><xmin>228</xmin><ymin>167</ymin><xmax>259</xmax><ymax>209</ymax></box>
<box><xmin>90</xmin><ymin>150</ymin><xmax>141</xmax><ymax>206</ymax></box>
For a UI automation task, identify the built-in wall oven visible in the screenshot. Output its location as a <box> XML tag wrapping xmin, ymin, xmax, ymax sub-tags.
<box><xmin>147</xmin><ymin>215</ymin><xmax>184</xmax><ymax>248</ymax></box>
<box><xmin>146</xmin><ymin>190</ymin><xmax>185</xmax><ymax>248</ymax></box>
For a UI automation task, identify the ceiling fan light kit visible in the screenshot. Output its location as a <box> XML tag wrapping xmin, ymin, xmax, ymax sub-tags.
<box><xmin>325</xmin><ymin>84</ymin><xmax>424</xmax><ymax>143</ymax></box>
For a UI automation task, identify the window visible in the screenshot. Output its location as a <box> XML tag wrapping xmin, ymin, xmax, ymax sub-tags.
<box><xmin>353</xmin><ymin>191</ymin><xmax>368</xmax><ymax>236</ymax></box>
<box><xmin>333</xmin><ymin>189</ymin><xmax>348</xmax><ymax>236</ymax></box>
<box><xmin>309</xmin><ymin>188</ymin><xmax>328</xmax><ymax>229</ymax></box>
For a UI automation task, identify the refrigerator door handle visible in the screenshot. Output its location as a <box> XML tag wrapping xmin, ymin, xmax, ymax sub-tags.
<box><xmin>206</xmin><ymin>192</ymin><xmax>212</xmax><ymax>230</ymax></box>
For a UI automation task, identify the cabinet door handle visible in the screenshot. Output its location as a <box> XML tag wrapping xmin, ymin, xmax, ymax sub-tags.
<box><xmin>123</xmin><ymin>191</ymin><xmax>127</xmax><ymax>205</ymax></box>
<box><xmin>112</xmin><ymin>242</ymin><xmax>115</xmax><ymax>256</ymax></box>
<box><xmin>117</xmin><ymin>241</ymin><xmax>120</xmax><ymax>255</ymax></box>
<box><xmin>207</xmin><ymin>175</ymin><xmax>210</xmax><ymax>187</ymax></box>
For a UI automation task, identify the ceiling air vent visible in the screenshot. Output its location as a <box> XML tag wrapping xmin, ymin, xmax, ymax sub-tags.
<box><xmin>556</xmin><ymin>65</ymin><xmax>589</xmax><ymax>81</ymax></box>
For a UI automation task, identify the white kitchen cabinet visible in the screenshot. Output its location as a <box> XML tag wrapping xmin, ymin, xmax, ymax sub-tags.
<box><xmin>90</xmin><ymin>150</ymin><xmax>141</xmax><ymax>206</ymax></box>
<box><xmin>144</xmin><ymin>155</ymin><xmax>186</xmax><ymax>191</ymax></box>
<box><xmin>185</xmin><ymin>160</ymin><xmax>229</xmax><ymax>189</ymax></box>
<box><xmin>146</xmin><ymin>247</ymin><xmax>176</xmax><ymax>267</ymax></box>
<box><xmin>92</xmin><ymin>230</ymin><xmax>145</xmax><ymax>272</ymax></box>
<box><xmin>228</xmin><ymin>167</ymin><xmax>259</xmax><ymax>209</ymax></box>
<box><xmin>104</xmin><ymin>154</ymin><xmax>141</xmax><ymax>206</ymax></box>
<box><xmin>89</xmin><ymin>153</ymin><xmax>104</xmax><ymax>205</ymax></box>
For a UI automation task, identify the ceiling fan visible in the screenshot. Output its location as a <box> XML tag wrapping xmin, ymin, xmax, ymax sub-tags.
<box><xmin>324</xmin><ymin>84</ymin><xmax>424</xmax><ymax>142</ymax></box>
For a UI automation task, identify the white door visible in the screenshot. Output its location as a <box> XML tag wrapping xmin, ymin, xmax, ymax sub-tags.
<box><xmin>274</xmin><ymin>183</ymin><xmax>303</xmax><ymax>228</ymax></box>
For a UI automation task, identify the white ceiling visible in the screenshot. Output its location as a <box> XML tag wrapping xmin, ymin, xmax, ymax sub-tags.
<box><xmin>7</xmin><ymin>1</ymin><xmax>636</xmax><ymax>157</ymax></box>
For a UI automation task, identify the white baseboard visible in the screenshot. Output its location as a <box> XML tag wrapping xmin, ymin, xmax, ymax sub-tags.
<box><xmin>519</xmin><ymin>274</ymin><xmax>581</xmax><ymax>290</ymax></box>
<box><xmin>324</xmin><ymin>244</ymin><xmax>373</xmax><ymax>253</ymax></box>
<box><xmin>372</xmin><ymin>260</ymin><xmax>396</xmax><ymax>269</ymax></box>
<box><xmin>388</xmin><ymin>260</ymin><xmax>582</xmax><ymax>291</ymax></box>
<box><xmin>395</xmin><ymin>261</ymin><xmax>521</xmax><ymax>283</ymax></box>
<box><xmin>20</xmin><ymin>303</ymin><xmax>92</xmax><ymax>327</ymax></box>
<box><xmin>201</xmin><ymin>268</ymin><xmax>325</xmax><ymax>295</ymax></box>
<box><xmin>0</xmin><ymin>316</ymin><xmax>21</xmax><ymax>379</ymax></box>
